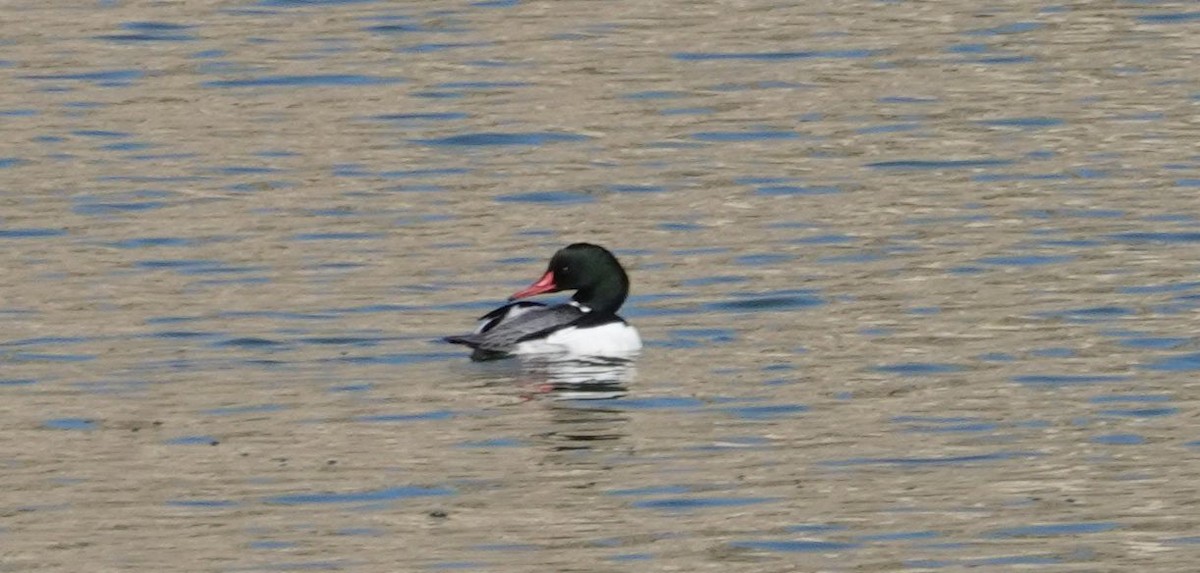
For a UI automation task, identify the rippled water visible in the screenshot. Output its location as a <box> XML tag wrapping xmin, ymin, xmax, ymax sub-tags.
<box><xmin>3</xmin><ymin>1</ymin><xmax>1199</xmax><ymax>571</ymax></box>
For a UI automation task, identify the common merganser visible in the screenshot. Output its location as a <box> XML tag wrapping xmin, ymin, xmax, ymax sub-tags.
<box><xmin>444</xmin><ymin>243</ymin><xmax>642</xmax><ymax>361</ymax></box>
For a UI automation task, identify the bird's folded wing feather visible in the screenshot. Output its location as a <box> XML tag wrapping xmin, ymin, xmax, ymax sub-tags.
<box><xmin>461</xmin><ymin>304</ymin><xmax>586</xmax><ymax>351</ymax></box>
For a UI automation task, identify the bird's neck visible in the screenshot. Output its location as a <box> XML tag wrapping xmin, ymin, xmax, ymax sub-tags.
<box><xmin>571</xmin><ymin>274</ymin><xmax>628</xmax><ymax>315</ymax></box>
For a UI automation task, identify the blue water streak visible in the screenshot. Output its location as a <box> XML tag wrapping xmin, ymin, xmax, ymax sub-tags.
<box><xmin>866</xmin><ymin>159</ymin><xmax>1013</xmax><ymax>170</ymax></box>
<box><xmin>674</xmin><ymin>49</ymin><xmax>881</xmax><ymax>61</ymax></box>
<box><xmin>730</xmin><ymin>539</ymin><xmax>861</xmax><ymax>552</ymax></box>
<box><xmin>204</xmin><ymin>74</ymin><xmax>403</xmax><ymax>88</ymax></box>
<box><xmin>416</xmin><ymin>132</ymin><xmax>589</xmax><ymax>146</ymax></box>
<box><xmin>264</xmin><ymin>486</ymin><xmax>453</xmax><ymax>505</ymax></box>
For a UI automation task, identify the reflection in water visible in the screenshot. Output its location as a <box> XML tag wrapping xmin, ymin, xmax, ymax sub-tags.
<box><xmin>521</xmin><ymin>356</ymin><xmax>637</xmax><ymax>456</ymax></box>
<box><xmin>519</xmin><ymin>355</ymin><xmax>638</xmax><ymax>401</ymax></box>
<box><xmin>454</xmin><ymin>353</ymin><xmax>636</xmax><ymax>396</ymax></box>
<box><xmin>454</xmin><ymin>355</ymin><xmax>638</xmax><ymax>454</ymax></box>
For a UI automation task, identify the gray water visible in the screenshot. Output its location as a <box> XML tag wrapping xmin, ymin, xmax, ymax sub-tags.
<box><xmin>2</xmin><ymin>1</ymin><xmax>1200</xmax><ymax>571</ymax></box>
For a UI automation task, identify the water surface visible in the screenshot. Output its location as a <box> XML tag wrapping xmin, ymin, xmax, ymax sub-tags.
<box><xmin>2</xmin><ymin>0</ymin><xmax>1198</xmax><ymax>571</ymax></box>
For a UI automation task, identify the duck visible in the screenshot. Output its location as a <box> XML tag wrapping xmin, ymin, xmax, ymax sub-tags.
<box><xmin>444</xmin><ymin>243</ymin><xmax>642</xmax><ymax>361</ymax></box>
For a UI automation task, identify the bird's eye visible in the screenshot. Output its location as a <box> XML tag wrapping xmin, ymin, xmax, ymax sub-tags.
<box><xmin>560</xmin><ymin>265</ymin><xmax>570</xmax><ymax>274</ymax></box>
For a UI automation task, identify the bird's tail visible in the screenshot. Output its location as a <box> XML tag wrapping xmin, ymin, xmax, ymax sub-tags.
<box><xmin>443</xmin><ymin>335</ymin><xmax>511</xmax><ymax>361</ymax></box>
<box><xmin>442</xmin><ymin>334</ymin><xmax>480</xmax><ymax>347</ymax></box>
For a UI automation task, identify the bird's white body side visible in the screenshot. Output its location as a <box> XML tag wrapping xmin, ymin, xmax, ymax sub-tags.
<box><xmin>512</xmin><ymin>322</ymin><xmax>642</xmax><ymax>358</ymax></box>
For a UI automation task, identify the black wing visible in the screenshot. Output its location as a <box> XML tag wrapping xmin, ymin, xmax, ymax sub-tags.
<box><xmin>444</xmin><ymin>303</ymin><xmax>586</xmax><ymax>352</ymax></box>
<box><xmin>476</xmin><ymin>301</ymin><xmax>545</xmax><ymax>334</ymax></box>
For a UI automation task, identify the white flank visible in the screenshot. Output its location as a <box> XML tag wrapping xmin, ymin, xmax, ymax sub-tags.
<box><xmin>513</xmin><ymin>322</ymin><xmax>642</xmax><ymax>359</ymax></box>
